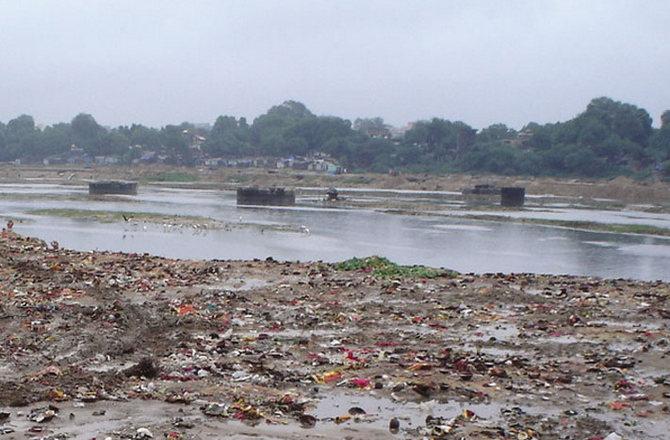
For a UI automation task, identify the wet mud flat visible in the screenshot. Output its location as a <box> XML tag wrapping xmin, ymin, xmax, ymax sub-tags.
<box><xmin>0</xmin><ymin>233</ymin><xmax>669</xmax><ymax>439</ymax></box>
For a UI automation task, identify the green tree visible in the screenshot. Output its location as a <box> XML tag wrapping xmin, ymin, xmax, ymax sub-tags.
<box><xmin>661</xmin><ymin>110</ymin><xmax>670</xmax><ymax>129</ymax></box>
<box><xmin>204</xmin><ymin>116</ymin><xmax>252</xmax><ymax>157</ymax></box>
<box><xmin>127</xmin><ymin>124</ymin><xmax>162</xmax><ymax>149</ymax></box>
<box><xmin>323</xmin><ymin>137</ymin><xmax>356</xmax><ymax>160</ymax></box>
<box><xmin>582</xmin><ymin>97</ymin><xmax>652</xmax><ymax>146</ymax></box>
<box><xmin>3</xmin><ymin>115</ymin><xmax>38</xmax><ymax>160</ymax></box>
<box><xmin>100</xmin><ymin>131</ymin><xmax>130</xmax><ymax>156</ymax></box>
<box><xmin>160</xmin><ymin>124</ymin><xmax>194</xmax><ymax>165</ymax></box>
<box><xmin>477</xmin><ymin>123</ymin><xmax>517</xmax><ymax>143</ymax></box>
<box><xmin>71</xmin><ymin>113</ymin><xmax>105</xmax><ymax>154</ymax></box>
<box><xmin>523</xmin><ymin>122</ymin><xmax>554</xmax><ymax>150</ymax></box>
<box><xmin>0</xmin><ymin>96</ymin><xmax>665</xmax><ymax>177</ymax></box>
<box><xmin>6</xmin><ymin>115</ymin><xmax>36</xmax><ymax>141</ymax></box>
<box><xmin>250</xmin><ymin>101</ymin><xmax>315</xmax><ymax>154</ymax></box>
<box><xmin>39</xmin><ymin>123</ymin><xmax>72</xmax><ymax>157</ymax></box>
<box><xmin>350</xmin><ymin>137</ymin><xmax>394</xmax><ymax>171</ymax></box>
<box><xmin>403</xmin><ymin>118</ymin><xmax>475</xmax><ymax>161</ymax></box>
<box><xmin>459</xmin><ymin>144</ymin><xmax>539</xmax><ymax>175</ymax></box>
<box><xmin>353</xmin><ymin>117</ymin><xmax>389</xmax><ymax>137</ymax></box>
<box><xmin>284</xmin><ymin>117</ymin><xmax>354</xmax><ymax>154</ymax></box>
<box><xmin>661</xmin><ymin>161</ymin><xmax>670</xmax><ymax>180</ymax></box>
<box><xmin>650</xmin><ymin>126</ymin><xmax>670</xmax><ymax>162</ymax></box>
<box><xmin>0</xmin><ymin>122</ymin><xmax>6</xmax><ymax>161</ymax></box>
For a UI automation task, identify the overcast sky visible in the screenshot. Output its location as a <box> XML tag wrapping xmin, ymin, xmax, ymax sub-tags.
<box><xmin>0</xmin><ymin>0</ymin><xmax>668</xmax><ymax>129</ymax></box>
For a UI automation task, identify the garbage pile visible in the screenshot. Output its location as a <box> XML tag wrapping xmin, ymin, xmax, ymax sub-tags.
<box><xmin>0</xmin><ymin>229</ymin><xmax>669</xmax><ymax>439</ymax></box>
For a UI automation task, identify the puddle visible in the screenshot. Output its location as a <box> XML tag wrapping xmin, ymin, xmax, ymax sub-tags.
<box><xmin>461</xmin><ymin>344</ymin><xmax>530</xmax><ymax>358</ymax></box>
<box><xmin>524</xmin><ymin>288</ymin><xmax>546</xmax><ymax>296</ymax></box>
<box><xmin>0</xmin><ymin>399</ymin><xmax>392</xmax><ymax>440</ymax></box>
<box><xmin>592</xmin><ymin>409</ymin><xmax>670</xmax><ymax>439</ymax></box>
<box><xmin>0</xmin><ymin>400</ymin><xmax>183</xmax><ymax>440</ymax></box>
<box><xmin>397</xmin><ymin>325</ymin><xmax>439</xmax><ymax>336</ymax></box>
<box><xmin>312</xmin><ymin>391</ymin><xmax>560</xmax><ymax>432</ymax></box>
<box><xmin>0</xmin><ymin>363</ymin><xmax>14</xmax><ymax>380</ymax></box>
<box><xmin>259</xmin><ymin>328</ymin><xmax>343</xmax><ymax>339</ymax></box>
<box><xmin>468</xmin><ymin>323</ymin><xmax>519</xmax><ymax>342</ymax></box>
<box><xmin>588</xmin><ymin>319</ymin><xmax>665</xmax><ymax>331</ymax></box>
<box><xmin>85</xmin><ymin>360</ymin><xmax>135</xmax><ymax>373</ymax></box>
<box><xmin>607</xmin><ymin>341</ymin><xmax>645</xmax><ymax>352</ymax></box>
<box><xmin>534</xmin><ymin>335</ymin><xmax>582</xmax><ymax>344</ymax></box>
<box><xmin>208</xmin><ymin>278</ymin><xmax>270</xmax><ymax>292</ymax></box>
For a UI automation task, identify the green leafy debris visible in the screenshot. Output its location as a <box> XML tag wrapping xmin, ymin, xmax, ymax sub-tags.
<box><xmin>335</xmin><ymin>256</ymin><xmax>455</xmax><ymax>279</ymax></box>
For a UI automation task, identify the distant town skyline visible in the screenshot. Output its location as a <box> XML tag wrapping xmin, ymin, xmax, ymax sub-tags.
<box><xmin>1</xmin><ymin>0</ymin><xmax>668</xmax><ymax>129</ymax></box>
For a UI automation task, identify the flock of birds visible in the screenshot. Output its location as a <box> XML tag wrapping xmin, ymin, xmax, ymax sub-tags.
<box><xmin>118</xmin><ymin>213</ymin><xmax>311</xmax><ymax>236</ymax></box>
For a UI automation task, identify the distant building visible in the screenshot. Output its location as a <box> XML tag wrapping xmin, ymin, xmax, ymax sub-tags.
<box><xmin>204</xmin><ymin>158</ymin><xmax>225</xmax><ymax>168</ymax></box>
<box><xmin>308</xmin><ymin>159</ymin><xmax>342</xmax><ymax>174</ymax></box>
<box><xmin>132</xmin><ymin>151</ymin><xmax>167</xmax><ymax>165</ymax></box>
<box><xmin>94</xmin><ymin>156</ymin><xmax>119</xmax><ymax>165</ymax></box>
<box><xmin>43</xmin><ymin>155</ymin><xmax>66</xmax><ymax>166</ymax></box>
<box><xmin>388</xmin><ymin>123</ymin><xmax>414</xmax><ymax>139</ymax></box>
<box><xmin>43</xmin><ymin>148</ymin><xmax>92</xmax><ymax>166</ymax></box>
<box><xmin>205</xmin><ymin>153</ymin><xmax>344</xmax><ymax>174</ymax></box>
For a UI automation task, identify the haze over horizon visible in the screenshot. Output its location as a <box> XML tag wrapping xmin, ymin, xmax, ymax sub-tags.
<box><xmin>1</xmin><ymin>0</ymin><xmax>668</xmax><ymax>129</ymax></box>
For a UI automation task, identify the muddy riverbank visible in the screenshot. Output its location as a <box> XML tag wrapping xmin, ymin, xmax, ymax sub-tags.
<box><xmin>1</xmin><ymin>231</ymin><xmax>669</xmax><ymax>439</ymax></box>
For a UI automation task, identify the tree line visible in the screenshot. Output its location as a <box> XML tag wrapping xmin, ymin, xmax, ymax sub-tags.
<box><xmin>1</xmin><ymin>97</ymin><xmax>669</xmax><ymax>179</ymax></box>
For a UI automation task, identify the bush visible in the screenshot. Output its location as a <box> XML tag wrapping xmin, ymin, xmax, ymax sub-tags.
<box><xmin>661</xmin><ymin>161</ymin><xmax>670</xmax><ymax>181</ymax></box>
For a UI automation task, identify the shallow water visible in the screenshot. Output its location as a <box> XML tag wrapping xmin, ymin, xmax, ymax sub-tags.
<box><xmin>448</xmin><ymin>206</ymin><xmax>670</xmax><ymax>228</ymax></box>
<box><xmin>312</xmin><ymin>390</ymin><xmax>560</xmax><ymax>430</ymax></box>
<box><xmin>2</xmin><ymin>184</ymin><xmax>670</xmax><ymax>281</ymax></box>
<box><xmin>0</xmin><ymin>399</ymin><xmax>392</xmax><ymax>440</ymax></box>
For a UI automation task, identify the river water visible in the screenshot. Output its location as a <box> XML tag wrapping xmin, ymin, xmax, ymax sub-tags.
<box><xmin>1</xmin><ymin>184</ymin><xmax>670</xmax><ymax>281</ymax></box>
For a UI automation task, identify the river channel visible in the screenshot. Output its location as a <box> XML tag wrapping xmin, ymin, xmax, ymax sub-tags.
<box><xmin>1</xmin><ymin>183</ymin><xmax>669</xmax><ymax>281</ymax></box>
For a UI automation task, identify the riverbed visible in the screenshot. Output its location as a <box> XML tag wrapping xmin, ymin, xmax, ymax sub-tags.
<box><xmin>1</xmin><ymin>183</ymin><xmax>670</xmax><ymax>280</ymax></box>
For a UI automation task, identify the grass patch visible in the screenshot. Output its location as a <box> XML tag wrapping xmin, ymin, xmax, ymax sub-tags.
<box><xmin>540</xmin><ymin>220</ymin><xmax>670</xmax><ymax>236</ymax></box>
<box><xmin>342</xmin><ymin>175</ymin><xmax>374</xmax><ymax>185</ymax></box>
<box><xmin>144</xmin><ymin>171</ymin><xmax>199</xmax><ymax>183</ymax></box>
<box><xmin>335</xmin><ymin>256</ymin><xmax>455</xmax><ymax>279</ymax></box>
<box><xmin>30</xmin><ymin>208</ymin><xmax>210</xmax><ymax>224</ymax></box>
<box><xmin>455</xmin><ymin>214</ymin><xmax>670</xmax><ymax>237</ymax></box>
<box><xmin>228</xmin><ymin>174</ymin><xmax>252</xmax><ymax>183</ymax></box>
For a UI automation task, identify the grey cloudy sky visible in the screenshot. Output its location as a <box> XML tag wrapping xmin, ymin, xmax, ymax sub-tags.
<box><xmin>0</xmin><ymin>0</ymin><xmax>668</xmax><ymax>129</ymax></box>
